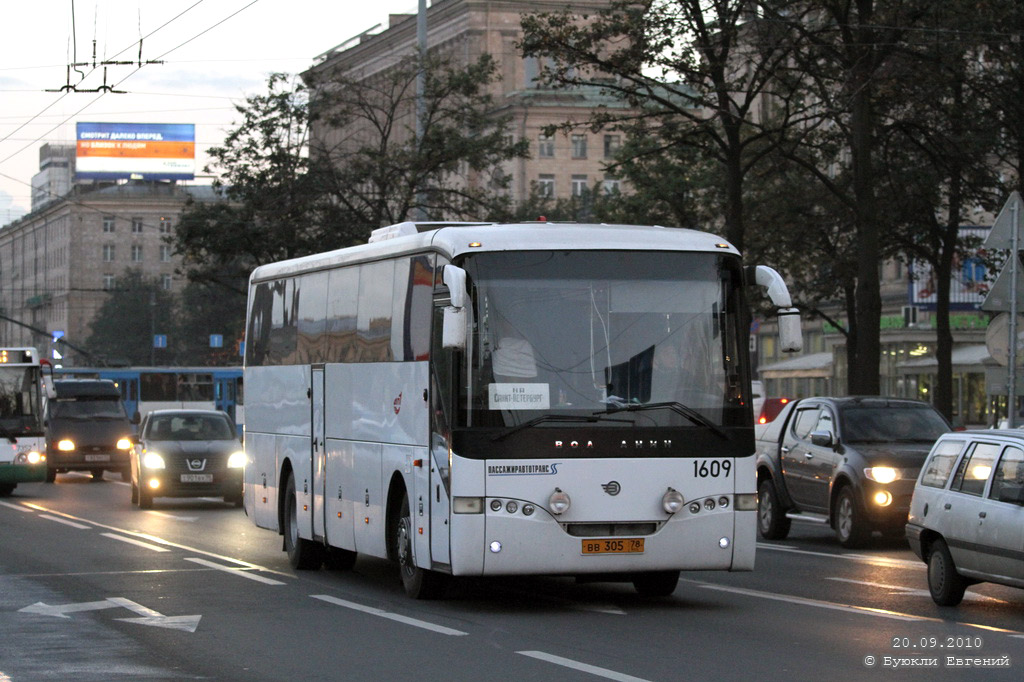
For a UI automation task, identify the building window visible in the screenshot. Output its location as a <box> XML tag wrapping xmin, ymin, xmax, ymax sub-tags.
<box><xmin>131</xmin><ymin>245</ymin><xmax>143</xmax><ymax>262</ymax></box>
<box><xmin>604</xmin><ymin>134</ymin><xmax>621</xmax><ymax>159</ymax></box>
<box><xmin>103</xmin><ymin>244</ymin><xmax>115</xmax><ymax>262</ymax></box>
<box><xmin>160</xmin><ymin>245</ymin><xmax>171</xmax><ymax>263</ymax></box>
<box><xmin>161</xmin><ymin>275</ymin><xmax>172</xmax><ymax>291</ymax></box>
<box><xmin>132</xmin><ymin>217</ymin><xmax>144</xmax><ymax>234</ymax></box>
<box><xmin>537</xmin><ymin>174</ymin><xmax>555</xmax><ymax>198</ymax></box>
<box><xmin>603</xmin><ymin>176</ymin><xmax>621</xmax><ymax>195</ymax></box>
<box><xmin>538</xmin><ymin>135</ymin><xmax>554</xmax><ymax>158</ymax></box>
<box><xmin>571</xmin><ymin>174</ymin><xmax>588</xmax><ymax>197</ymax></box>
<box><xmin>102</xmin><ymin>216</ymin><xmax>115</xmax><ymax>233</ymax></box>
<box><xmin>159</xmin><ymin>217</ymin><xmax>172</xmax><ymax>234</ymax></box>
<box><xmin>103</xmin><ymin>274</ymin><xmax>114</xmax><ymax>291</ymax></box>
<box><xmin>571</xmin><ymin>134</ymin><xmax>587</xmax><ymax>159</ymax></box>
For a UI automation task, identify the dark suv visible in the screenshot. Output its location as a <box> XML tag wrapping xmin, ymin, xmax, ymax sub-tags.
<box><xmin>756</xmin><ymin>397</ymin><xmax>952</xmax><ymax>547</ymax></box>
<box><xmin>45</xmin><ymin>380</ymin><xmax>135</xmax><ymax>481</ymax></box>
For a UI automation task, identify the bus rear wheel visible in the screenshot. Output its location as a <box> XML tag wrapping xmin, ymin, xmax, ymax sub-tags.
<box><xmin>283</xmin><ymin>472</ymin><xmax>324</xmax><ymax>570</ymax></box>
<box><xmin>632</xmin><ymin>570</ymin><xmax>679</xmax><ymax>597</ymax></box>
<box><xmin>394</xmin><ymin>493</ymin><xmax>447</xmax><ymax>599</ymax></box>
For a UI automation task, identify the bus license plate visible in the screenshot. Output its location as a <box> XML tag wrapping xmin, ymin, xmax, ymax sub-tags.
<box><xmin>84</xmin><ymin>454</ymin><xmax>109</xmax><ymax>462</ymax></box>
<box><xmin>581</xmin><ymin>538</ymin><xmax>644</xmax><ymax>555</ymax></box>
<box><xmin>180</xmin><ymin>474</ymin><xmax>213</xmax><ymax>483</ymax></box>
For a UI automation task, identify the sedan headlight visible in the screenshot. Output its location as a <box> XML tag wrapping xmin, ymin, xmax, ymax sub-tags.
<box><xmin>116</xmin><ymin>438</ymin><xmax>133</xmax><ymax>450</ymax></box>
<box><xmin>864</xmin><ymin>467</ymin><xmax>901</xmax><ymax>484</ymax></box>
<box><xmin>57</xmin><ymin>439</ymin><xmax>75</xmax><ymax>451</ymax></box>
<box><xmin>142</xmin><ymin>452</ymin><xmax>166</xmax><ymax>469</ymax></box>
<box><xmin>227</xmin><ymin>451</ymin><xmax>246</xmax><ymax>469</ymax></box>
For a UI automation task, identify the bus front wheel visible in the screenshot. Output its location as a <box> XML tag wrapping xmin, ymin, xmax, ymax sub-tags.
<box><xmin>394</xmin><ymin>493</ymin><xmax>447</xmax><ymax>599</ymax></box>
<box><xmin>283</xmin><ymin>473</ymin><xmax>324</xmax><ymax>570</ymax></box>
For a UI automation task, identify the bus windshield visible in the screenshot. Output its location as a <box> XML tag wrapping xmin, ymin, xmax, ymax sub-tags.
<box><xmin>459</xmin><ymin>250</ymin><xmax>749</xmax><ymax>430</ymax></box>
<box><xmin>0</xmin><ymin>366</ymin><xmax>43</xmax><ymax>433</ymax></box>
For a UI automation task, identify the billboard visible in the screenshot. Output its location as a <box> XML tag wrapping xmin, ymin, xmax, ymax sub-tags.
<box><xmin>76</xmin><ymin>122</ymin><xmax>195</xmax><ymax>181</ymax></box>
<box><xmin>909</xmin><ymin>226</ymin><xmax>990</xmax><ymax>311</ymax></box>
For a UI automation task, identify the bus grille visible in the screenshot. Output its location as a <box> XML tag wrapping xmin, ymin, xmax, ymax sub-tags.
<box><xmin>563</xmin><ymin>522</ymin><xmax>659</xmax><ymax>537</ymax></box>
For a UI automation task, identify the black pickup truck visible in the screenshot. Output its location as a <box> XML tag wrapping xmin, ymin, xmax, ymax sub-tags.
<box><xmin>754</xmin><ymin>397</ymin><xmax>951</xmax><ymax>547</ymax></box>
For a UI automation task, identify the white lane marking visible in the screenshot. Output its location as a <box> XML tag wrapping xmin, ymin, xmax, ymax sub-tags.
<box><xmin>0</xmin><ymin>501</ymin><xmax>33</xmax><ymax>512</ymax></box>
<box><xmin>144</xmin><ymin>510</ymin><xmax>198</xmax><ymax>522</ymax></box>
<box><xmin>517</xmin><ymin>651</ymin><xmax>652</xmax><ymax>682</ymax></box>
<box><xmin>101</xmin><ymin>532</ymin><xmax>170</xmax><ymax>552</ymax></box>
<box><xmin>311</xmin><ymin>594</ymin><xmax>468</xmax><ymax>636</ymax></box>
<box><xmin>39</xmin><ymin>514</ymin><xmax>91</xmax><ymax>530</ymax></box>
<box><xmin>183</xmin><ymin>557</ymin><xmax>285</xmax><ymax>585</ymax></box>
<box><xmin>18</xmin><ymin>501</ymin><xmax>290</xmax><ymax>578</ymax></box>
<box><xmin>827</xmin><ymin>577</ymin><xmax>1006</xmax><ymax>604</ymax></box>
<box><xmin>758</xmin><ymin>542</ymin><xmax>923</xmax><ymax>570</ymax></box>
<box><xmin>694</xmin><ymin>581</ymin><xmax>922</xmax><ymax>622</ymax></box>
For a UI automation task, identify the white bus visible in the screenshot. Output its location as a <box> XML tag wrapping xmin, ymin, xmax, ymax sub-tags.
<box><xmin>0</xmin><ymin>348</ymin><xmax>51</xmax><ymax>496</ymax></box>
<box><xmin>243</xmin><ymin>222</ymin><xmax>801</xmax><ymax>598</ymax></box>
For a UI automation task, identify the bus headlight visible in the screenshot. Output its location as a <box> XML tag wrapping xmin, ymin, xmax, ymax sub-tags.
<box><xmin>662</xmin><ymin>488</ymin><xmax>685</xmax><ymax>514</ymax></box>
<box><xmin>57</xmin><ymin>439</ymin><xmax>75</xmax><ymax>451</ymax></box>
<box><xmin>116</xmin><ymin>438</ymin><xmax>133</xmax><ymax>450</ymax></box>
<box><xmin>453</xmin><ymin>497</ymin><xmax>483</xmax><ymax>514</ymax></box>
<box><xmin>864</xmin><ymin>467</ymin><xmax>900</xmax><ymax>484</ymax></box>
<box><xmin>227</xmin><ymin>451</ymin><xmax>246</xmax><ymax>468</ymax></box>
<box><xmin>548</xmin><ymin>488</ymin><xmax>571</xmax><ymax>515</ymax></box>
<box><xmin>142</xmin><ymin>452</ymin><xmax>166</xmax><ymax>469</ymax></box>
<box><xmin>15</xmin><ymin>451</ymin><xmax>44</xmax><ymax>464</ymax></box>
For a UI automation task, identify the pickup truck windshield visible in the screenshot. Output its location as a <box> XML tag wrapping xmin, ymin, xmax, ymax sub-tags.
<box><xmin>458</xmin><ymin>250</ymin><xmax>750</xmax><ymax>429</ymax></box>
<box><xmin>841</xmin><ymin>406</ymin><xmax>950</xmax><ymax>443</ymax></box>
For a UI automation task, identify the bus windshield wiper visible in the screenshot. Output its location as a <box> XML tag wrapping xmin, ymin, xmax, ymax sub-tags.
<box><xmin>595</xmin><ymin>401</ymin><xmax>729</xmax><ymax>441</ymax></box>
<box><xmin>491</xmin><ymin>413</ymin><xmax>632</xmax><ymax>442</ymax></box>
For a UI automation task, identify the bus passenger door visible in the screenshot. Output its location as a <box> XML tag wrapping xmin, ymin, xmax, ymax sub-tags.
<box><xmin>429</xmin><ymin>304</ymin><xmax>453</xmax><ymax>565</ymax></box>
<box><xmin>312</xmin><ymin>367</ymin><xmax>326</xmax><ymax>540</ymax></box>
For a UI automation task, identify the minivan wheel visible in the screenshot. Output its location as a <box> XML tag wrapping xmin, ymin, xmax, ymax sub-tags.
<box><xmin>927</xmin><ymin>538</ymin><xmax>967</xmax><ymax>606</ymax></box>
<box><xmin>834</xmin><ymin>486</ymin><xmax>869</xmax><ymax>548</ymax></box>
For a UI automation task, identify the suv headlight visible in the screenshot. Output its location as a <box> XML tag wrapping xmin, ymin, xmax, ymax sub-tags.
<box><xmin>227</xmin><ymin>451</ymin><xmax>246</xmax><ymax>468</ymax></box>
<box><xmin>864</xmin><ymin>467</ymin><xmax>901</xmax><ymax>484</ymax></box>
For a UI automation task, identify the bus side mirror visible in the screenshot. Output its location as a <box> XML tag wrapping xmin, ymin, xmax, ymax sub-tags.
<box><xmin>442</xmin><ymin>307</ymin><xmax>467</xmax><ymax>350</ymax></box>
<box><xmin>442</xmin><ymin>264</ymin><xmax>469</xmax><ymax>350</ymax></box>
<box><xmin>778</xmin><ymin>308</ymin><xmax>803</xmax><ymax>353</ymax></box>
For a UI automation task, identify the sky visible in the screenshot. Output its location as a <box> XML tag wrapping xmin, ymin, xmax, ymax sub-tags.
<box><xmin>0</xmin><ymin>0</ymin><xmax>423</xmax><ymax>224</ymax></box>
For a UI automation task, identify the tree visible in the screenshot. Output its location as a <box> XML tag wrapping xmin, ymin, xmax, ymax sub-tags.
<box><xmin>174</xmin><ymin>280</ymin><xmax>247</xmax><ymax>366</ymax></box>
<box><xmin>519</xmin><ymin>0</ymin><xmax>806</xmax><ymax>252</ymax></box>
<box><xmin>86</xmin><ymin>270</ymin><xmax>176</xmax><ymax>366</ymax></box>
<box><xmin>305</xmin><ymin>52</ymin><xmax>528</xmax><ymax>225</ymax></box>
<box><xmin>173</xmin><ymin>73</ymin><xmax>351</xmax><ymax>295</ymax></box>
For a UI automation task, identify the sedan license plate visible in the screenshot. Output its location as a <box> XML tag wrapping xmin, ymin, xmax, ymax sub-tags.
<box><xmin>84</xmin><ymin>454</ymin><xmax>110</xmax><ymax>462</ymax></box>
<box><xmin>581</xmin><ymin>538</ymin><xmax>645</xmax><ymax>555</ymax></box>
<box><xmin>180</xmin><ymin>474</ymin><xmax>213</xmax><ymax>483</ymax></box>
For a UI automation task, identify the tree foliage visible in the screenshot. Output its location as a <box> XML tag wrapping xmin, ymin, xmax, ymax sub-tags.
<box><xmin>86</xmin><ymin>270</ymin><xmax>177</xmax><ymax>366</ymax></box>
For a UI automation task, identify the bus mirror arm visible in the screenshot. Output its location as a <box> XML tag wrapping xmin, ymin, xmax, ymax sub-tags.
<box><xmin>751</xmin><ymin>265</ymin><xmax>803</xmax><ymax>353</ymax></box>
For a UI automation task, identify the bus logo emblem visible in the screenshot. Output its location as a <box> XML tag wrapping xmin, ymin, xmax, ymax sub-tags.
<box><xmin>602</xmin><ymin>481</ymin><xmax>621</xmax><ymax>496</ymax></box>
<box><xmin>393</xmin><ymin>392</ymin><xmax>402</xmax><ymax>415</ymax></box>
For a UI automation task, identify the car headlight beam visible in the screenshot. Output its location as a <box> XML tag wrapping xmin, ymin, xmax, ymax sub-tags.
<box><xmin>227</xmin><ymin>451</ymin><xmax>246</xmax><ymax>469</ymax></box>
<box><xmin>864</xmin><ymin>467</ymin><xmax>900</xmax><ymax>484</ymax></box>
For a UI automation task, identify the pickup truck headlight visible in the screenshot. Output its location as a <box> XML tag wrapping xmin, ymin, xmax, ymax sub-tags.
<box><xmin>864</xmin><ymin>467</ymin><xmax>901</xmax><ymax>484</ymax></box>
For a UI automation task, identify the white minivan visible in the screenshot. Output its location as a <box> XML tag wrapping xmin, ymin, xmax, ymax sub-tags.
<box><xmin>906</xmin><ymin>430</ymin><xmax>1024</xmax><ymax>605</ymax></box>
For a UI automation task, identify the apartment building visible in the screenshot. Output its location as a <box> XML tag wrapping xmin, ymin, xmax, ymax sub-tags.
<box><xmin>304</xmin><ymin>0</ymin><xmax>627</xmax><ymax>209</ymax></box>
<box><xmin>0</xmin><ymin>180</ymin><xmax>216</xmax><ymax>362</ymax></box>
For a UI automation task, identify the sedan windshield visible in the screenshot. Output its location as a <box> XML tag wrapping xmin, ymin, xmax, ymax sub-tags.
<box><xmin>458</xmin><ymin>250</ymin><xmax>749</xmax><ymax>429</ymax></box>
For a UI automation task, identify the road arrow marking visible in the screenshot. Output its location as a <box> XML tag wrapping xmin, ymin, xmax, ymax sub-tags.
<box><xmin>19</xmin><ymin>600</ymin><xmax>115</xmax><ymax>618</ymax></box>
<box><xmin>19</xmin><ymin>597</ymin><xmax>200</xmax><ymax>632</ymax></box>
